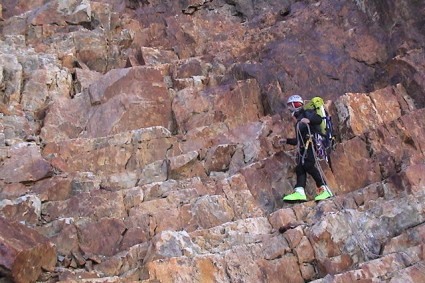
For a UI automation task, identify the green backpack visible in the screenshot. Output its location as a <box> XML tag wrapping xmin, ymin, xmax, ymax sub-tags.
<box><xmin>303</xmin><ymin>96</ymin><xmax>328</xmax><ymax>135</ymax></box>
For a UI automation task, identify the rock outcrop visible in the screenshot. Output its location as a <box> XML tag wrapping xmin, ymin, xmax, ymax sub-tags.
<box><xmin>1</xmin><ymin>0</ymin><xmax>424</xmax><ymax>282</ymax></box>
<box><xmin>0</xmin><ymin>217</ymin><xmax>57</xmax><ymax>283</ymax></box>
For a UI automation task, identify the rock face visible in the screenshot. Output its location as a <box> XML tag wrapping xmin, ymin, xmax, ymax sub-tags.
<box><xmin>0</xmin><ymin>217</ymin><xmax>57</xmax><ymax>283</ymax></box>
<box><xmin>0</xmin><ymin>0</ymin><xmax>424</xmax><ymax>282</ymax></box>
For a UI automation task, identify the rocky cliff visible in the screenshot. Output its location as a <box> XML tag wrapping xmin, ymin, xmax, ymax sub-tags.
<box><xmin>0</xmin><ymin>0</ymin><xmax>424</xmax><ymax>282</ymax></box>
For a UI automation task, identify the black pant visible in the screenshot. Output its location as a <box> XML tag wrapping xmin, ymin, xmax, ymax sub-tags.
<box><xmin>295</xmin><ymin>146</ymin><xmax>325</xmax><ymax>188</ymax></box>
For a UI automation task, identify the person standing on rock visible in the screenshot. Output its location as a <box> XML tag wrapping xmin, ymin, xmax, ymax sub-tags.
<box><xmin>278</xmin><ymin>95</ymin><xmax>333</xmax><ymax>201</ymax></box>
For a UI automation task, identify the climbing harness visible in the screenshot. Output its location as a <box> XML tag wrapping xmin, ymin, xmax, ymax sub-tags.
<box><xmin>295</xmin><ymin>122</ymin><xmax>312</xmax><ymax>166</ymax></box>
<box><xmin>296</xmin><ymin>122</ymin><xmax>329</xmax><ymax>187</ymax></box>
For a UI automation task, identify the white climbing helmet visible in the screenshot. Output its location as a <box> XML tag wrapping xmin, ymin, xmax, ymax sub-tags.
<box><xmin>287</xmin><ymin>95</ymin><xmax>304</xmax><ymax>112</ymax></box>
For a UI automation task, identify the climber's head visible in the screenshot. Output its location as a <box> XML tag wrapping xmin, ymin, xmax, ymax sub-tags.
<box><xmin>287</xmin><ymin>95</ymin><xmax>304</xmax><ymax>113</ymax></box>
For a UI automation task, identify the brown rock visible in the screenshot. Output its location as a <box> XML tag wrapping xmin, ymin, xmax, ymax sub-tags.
<box><xmin>256</xmin><ymin>255</ymin><xmax>304</xmax><ymax>283</ymax></box>
<box><xmin>239</xmin><ymin>153</ymin><xmax>293</xmax><ymax>214</ymax></box>
<box><xmin>0</xmin><ymin>52</ymin><xmax>23</xmax><ymax>105</ymax></box>
<box><xmin>85</xmin><ymin>66</ymin><xmax>173</xmax><ymax>138</ymax></box>
<box><xmin>42</xmin><ymin>189</ymin><xmax>126</xmax><ymax>222</ymax></box>
<box><xmin>141</xmin><ymin>180</ymin><xmax>178</xmax><ymax>202</ymax></box>
<box><xmin>388</xmin><ymin>49</ymin><xmax>425</xmax><ymax>108</ymax></box>
<box><xmin>294</xmin><ymin>236</ymin><xmax>315</xmax><ymax>263</ymax></box>
<box><xmin>189</xmin><ymin>195</ymin><xmax>234</xmax><ymax>230</ymax></box>
<box><xmin>0</xmin><ymin>194</ymin><xmax>41</xmax><ymax>225</ymax></box>
<box><xmin>365</xmin><ymin>108</ymin><xmax>425</xmax><ymax>179</ymax></box>
<box><xmin>144</xmin><ymin>230</ymin><xmax>201</xmax><ymax>263</ymax></box>
<box><xmin>222</xmin><ymin>173</ymin><xmax>264</xmax><ymax>219</ymax></box>
<box><xmin>90</xmin><ymin>1</ymin><xmax>113</xmax><ymax>32</ymax></box>
<box><xmin>137</xmin><ymin>159</ymin><xmax>169</xmax><ymax>186</ymax></box>
<box><xmin>307</xmin><ymin>214</ymin><xmax>350</xmax><ymax>260</ymax></box>
<box><xmin>0</xmin><ymin>182</ymin><xmax>29</xmax><ymax>199</ymax></box>
<box><xmin>359</xmin><ymin>183</ymin><xmax>384</xmax><ymax>205</ymax></box>
<box><xmin>40</xmin><ymin>94</ymin><xmax>92</xmax><ymax>142</ymax></box>
<box><xmin>204</xmin><ymin>144</ymin><xmax>237</xmax><ymax>173</ymax></box>
<box><xmin>284</xmin><ymin>226</ymin><xmax>305</xmax><ymax>249</ymax></box>
<box><xmin>37</xmin><ymin>219</ymin><xmax>79</xmax><ymax>256</ymax></box>
<box><xmin>189</xmin><ymin>217</ymin><xmax>272</xmax><ymax>254</ymax></box>
<box><xmin>141</xmin><ymin>46</ymin><xmax>178</xmax><ymax>65</ymax></box>
<box><xmin>319</xmin><ymin>254</ymin><xmax>354</xmax><ymax>275</ymax></box>
<box><xmin>268</xmin><ymin>208</ymin><xmax>298</xmax><ymax>231</ymax></box>
<box><xmin>30</xmin><ymin>176</ymin><xmax>73</xmax><ymax>201</ymax></box>
<box><xmin>0</xmin><ymin>143</ymin><xmax>52</xmax><ymax>183</ymax></box>
<box><xmin>262</xmin><ymin>234</ymin><xmax>291</xmax><ymax>260</ymax></box>
<box><xmin>172</xmin><ymin>79</ymin><xmax>263</xmax><ymax>133</ymax></box>
<box><xmin>291</xmin><ymin>201</ymin><xmax>317</xmax><ymax>224</ymax></box>
<box><xmin>300</xmin><ymin>263</ymin><xmax>316</xmax><ymax>282</ymax></box>
<box><xmin>121</xmin><ymin>187</ymin><xmax>144</xmax><ymax>211</ymax></box>
<box><xmin>368</xmin><ymin>86</ymin><xmax>405</xmax><ymax>123</ymax></box>
<box><xmin>0</xmin><ymin>114</ymin><xmax>39</xmax><ymax>145</ymax></box>
<box><xmin>331</xmin><ymin>137</ymin><xmax>381</xmax><ymax>194</ymax></box>
<box><xmin>0</xmin><ymin>216</ymin><xmax>57</xmax><ymax>283</ymax></box>
<box><xmin>172</xmin><ymin>87</ymin><xmax>214</xmax><ymax>133</ymax></box>
<box><xmin>69</xmin><ymin>172</ymin><xmax>101</xmax><ymax>196</ymax></box>
<box><xmin>223</xmin><ymin>245</ymin><xmax>265</xmax><ymax>282</ymax></box>
<box><xmin>29</xmin><ymin>0</ymin><xmax>91</xmax><ymax>26</ymax></box>
<box><xmin>74</xmin><ymin>68</ymin><xmax>103</xmax><ymax>92</ymax></box>
<box><xmin>143</xmin><ymin>254</ymin><xmax>227</xmax><ymax>282</ymax></box>
<box><xmin>399</xmin><ymin>108</ymin><xmax>425</xmax><ymax>153</ymax></box>
<box><xmin>76</xmin><ymin>218</ymin><xmax>126</xmax><ymax>257</ymax></box>
<box><xmin>335</xmin><ymin>88</ymin><xmax>402</xmax><ymax>139</ymax></box>
<box><xmin>224</xmin><ymin>245</ymin><xmax>304</xmax><ymax>282</ymax></box>
<box><xmin>20</xmin><ymin>70</ymin><xmax>51</xmax><ymax>114</ymax></box>
<box><xmin>172</xmin><ymin>57</ymin><xmax>204</xmax><ymax>79</ymax></box>
<box><xmin>357</xmin><ymin>252</ymin><xmax>409</xmax><ymax>280</ymax></box>
<box><xmin>73</xmin><ymin>30</ymin><xmax>109</xmax><ymax>73</ymax></box>
<box><xmin>402</xmin><ymin>163</ymin><xmax>425</xmax><ymax>195</ymax></box>
<box><xmin>127</xmin><ymin>197</ymin><xmax>182</xmax><ymax>238</ymax></box>
<box><xmin>390</xmin><ymin>263</ymin><xmax>425</xmax><ymax>283</ymax></box>
<box><xmin>95</xmin><ymin>243</ymin><xmax>148</xmax><ymax>277</ymax></box>
<box><xmin>346</xmin><ymin>31</ymin><xmax>388</xmax><ymax>65</ymax></box>
<box><xmin>42</xmin><ymin>127</ymin><xmax>175</xmax><ymax>175</ymax></box>
<box><xmin>169</xmin><ymin>151</ymin><xmax>207</xmax><ymax>180</ymax></box>
<box><xmin>383</xmin><ymin>224</ymin><xmax>425</xmax><ymax>255</ymax></box>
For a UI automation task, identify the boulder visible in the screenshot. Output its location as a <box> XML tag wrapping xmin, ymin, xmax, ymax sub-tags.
<box><xmin>0</xmin><ymin>217</ymin><xmax>57</xmax><ymax>283</ymax></box>
<box><xmin>220</xmin><ymin>173</ymin><xmax>264</xmax><ymax>219</ymax></box>
<box><xmin>42</xmin><ymin>127</ymin><xmax>175</xmax><ymax>175</ymax></box>
<box><xmin>0</xmin><ymin>143</ymin><xmax>53</xmax><ymax>184</ymax></box>
<box><xmin>41</xmin><ymin>189</ymin><xmax>126</xmax><ymax>223</ymax></box>
<box><xmin>84</xmin><ymin>66</ymin><xmax>173</xmax><ymax>138</ymax></box>
<box><xmin>140</xmin><ymin>46</ymin><xmax>179</xmax><ymax>65</ymax></box>
<box><xmin>76</xmin><ymin>217</ymin><xmax>127</xmax><ymax>257</ymax></box>
<box><xmin>144</xmin><ymin>230</ymin><xmax>202</xmax><ymax>263</ymax></box>
<box><xmin>40</xmin><ymin>94</ymin><xmax>92</xmax><ymax>142</ymax></box>
<box><xmin>143</xmin><ymin>254</ymin><xmax>227</xmax><ymax>282</ymax></box>
<box><xmin>331</xmin><ymin>137</ymin><xmax>381</xmax><ymax>194</ymax></box>
<box><xmin>335</xmin><ymin>86</ymin><xmax>403</xmax><ymax>140</ymax></box>
<box><xmin>0</xmin><ymin>194</ymin><xmax>41</xmax><ymax>226</ymax></box>
<box><xmin>189</xmin><ymin>195</ymin><xmax>235</xmax><ymax>230</ymax></box>
<box><xmin>239</xmin><ymin>152</ymin><xmax>295</xmax><ymax>214</ymax></box>
<box><xmin>190</xmin><ymin>217</ymin><xmax>272</xmax><ymax>253</ymax></box>
<box><xmin>172</xmin><ymin>79</ymin><xmax>264</xmax><ymax>133</ymax></box>
<box><xmin>29</xmin><ymin>0</ymin><xmax>91</xmax><ymax>26</ymax></box>
<box><xmin>0</xmin><ymin>114</ymin><xmax>39</xmax><ymax>145</ymax></box>
<box><xmin>0</xmin><ymin>52</ymin><xmax>22</xmax><ymax>105</ymax></box>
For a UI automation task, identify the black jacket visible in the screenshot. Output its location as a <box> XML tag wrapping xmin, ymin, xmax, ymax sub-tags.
<box><xmin>286</xmin><ymin>108</ymin><xmax>323</xmax><ymax>146</ymax></box>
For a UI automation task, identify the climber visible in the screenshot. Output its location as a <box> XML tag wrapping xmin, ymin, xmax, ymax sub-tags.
<box><xmin>279</xmin><ymin>95</ymin><xmax>333</xmax><ymax>201</ymax></box>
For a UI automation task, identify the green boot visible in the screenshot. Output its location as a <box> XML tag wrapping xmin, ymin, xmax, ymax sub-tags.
<box><xmin>314</xmin><ymin>185</ymin><xmax>333</xmax><ymax>201</ymax></box>
<box><xmin>283</xmin><ymin>187</ymin><xmax>307</xmax><ymax>201</ymax></box>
